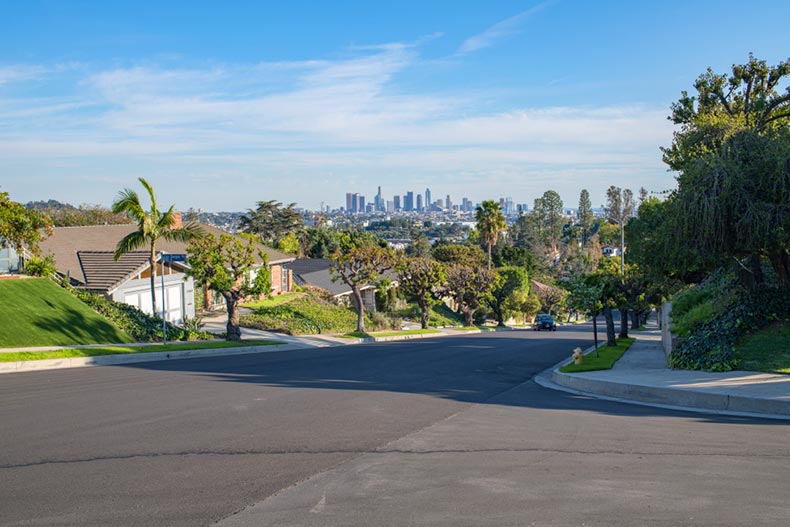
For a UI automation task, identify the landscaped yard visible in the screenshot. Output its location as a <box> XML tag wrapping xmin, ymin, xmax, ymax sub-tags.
<box><xmin>0</xmin><ymin>278</ymin><xmax>134</xmax><ymax>347</ymax></box>
<box><xmin>240</xmin><ymin>291</ymin><xmax>361</xmax><ymax>335</ymax></box>
<box><xmin>242</xmin><ymin>292</ymin><xmax>303</xmax><ymax>309</ymax></box>
<box><xmin>736</xmin><ymin>321</ymin><xmax>790</xmax><ymax>374</ymax></box>
<box><xmin>0</xmin><ymin>339</ymin><xmax>284</xmax><ymax>362</ymax></box>
<box><xmin>559</xmin><ymin>337</ymin><xmax>636</xmax><ymax>373</ymax></box>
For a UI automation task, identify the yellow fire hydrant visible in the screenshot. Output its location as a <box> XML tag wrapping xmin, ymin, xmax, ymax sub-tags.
<box><xmin>572</xmin><ymin>347</ymin><xmax>584</xmax><ymax>365</ymax></box>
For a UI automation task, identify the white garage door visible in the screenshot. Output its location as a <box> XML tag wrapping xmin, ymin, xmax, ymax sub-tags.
<box><xmin>124</xmin><ymin>285</ymin><xmax>184</xmax><ymax>324</ymax></box>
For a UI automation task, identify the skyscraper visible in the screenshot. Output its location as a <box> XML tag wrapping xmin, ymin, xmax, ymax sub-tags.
<box><xmin>416</xmin><ymin>194</ymin><xmax>423</xmax><ymax>211</ymax></box>
<box><xmin>425</xmin><ymin>188</ymin><xmax>431</xmax><ymax>211</ymax></box>
<box><xmin>346</xmin><ymin>192</ymin><xmax>354</xmax><ymax>212</ymax></box>
<box><xmin>394</xmin><ymin>195</ymin><xmax>401</xmax><ymax>211</ymax></box>
<box><xmin>446</xmin><ymin>194</ymin><xmax>452</xmax><ymax>211</ymax></box>
<box><xmin>404</xmin><ymin>191</ymin><xmax>414</xmax><ymax>212</ymax></box>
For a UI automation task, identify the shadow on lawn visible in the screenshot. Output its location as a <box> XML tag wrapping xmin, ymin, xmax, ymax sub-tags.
<box><xmin>32</xmin><ymin>305</ymin><xmax>129</xmax><ymax>346</ymax></box>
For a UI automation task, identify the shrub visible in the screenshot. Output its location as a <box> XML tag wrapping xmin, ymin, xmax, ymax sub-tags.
<box><xmin>73</xmin><ymin>289</ymin><xmax>215</xmax><ymax>342</ymax></box>
<box><xmin>24</xmin><ymin>254</ymin><xmax>57</xmax><ymax>277</ymax></box>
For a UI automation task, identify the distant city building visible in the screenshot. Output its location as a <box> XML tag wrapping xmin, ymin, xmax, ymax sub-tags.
<box><xmin>425</xmin><ymin>188</ymin><xmax>431</xmax><ymax>211</ymax></box>
<box><xmin>416</xmin><ymin>194</ymin><xmax>423</xmax><ymax>211</ymax></box>
<box><xmin>394</xmin><ymin>195</ymin><xmax>401</xmax><ymax>211</ymax></box>
<box><xmin>446</xmin><ymin>194</ymin><xmax>452</xmax><ymax>211</ymax></box>
<box><xmin>404</xmin><ymin>191</ymin><xmax>414</xmax><ymax>212</ymax></box>
<box><xmin>386</xmin><ymin>200</ymin><xmax>394</xmax><ymax>213</ymax></box>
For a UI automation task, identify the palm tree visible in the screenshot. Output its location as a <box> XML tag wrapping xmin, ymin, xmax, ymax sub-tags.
<box><xmin>112</xmin><ymin>178</ymin><xmax>203</xmax><ymax>316</ymax></box>
<box><xmin>475</xmin><ymin>200</ymin><xmax>506</xmax><ymax>269</ymax></box>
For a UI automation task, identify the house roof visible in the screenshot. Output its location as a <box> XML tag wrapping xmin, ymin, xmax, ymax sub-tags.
<box><xmin>37</xmin><ymin>223</ymin><xmax>294</xmax><ymax>290</ymax></box>
<box><xmin>288</xmin><ymin>258</ymin><xmax>395</xmax><ymax>298</ymax></box>
<box><xmin>288</xmin><ymin>258</ymin><xmax>354</xmax><ymax>297</ymax></box>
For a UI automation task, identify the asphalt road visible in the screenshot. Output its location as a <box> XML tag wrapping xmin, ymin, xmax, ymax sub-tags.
<box><xmin>1</xmin><ymin>325</ymin><xmax>789</xmax><ymax>526</ymax></box>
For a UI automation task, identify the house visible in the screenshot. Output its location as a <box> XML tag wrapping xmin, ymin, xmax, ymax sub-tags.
<box><xmin>34</xmin><ymin>221</ymin><xmax>294</xmax><ymax>324</ymax></box>
<box><xmin>288</xmin><ymin>258</ymin><xmax>382</xmax><ymax>312</ymax></box>
<box><xmin>602</xmin><ymin>245</ymin><xmax>623</xmax><ymax>257</ymax></box>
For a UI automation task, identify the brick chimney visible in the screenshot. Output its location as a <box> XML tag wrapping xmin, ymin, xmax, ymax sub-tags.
<box><xmin>172</xmin><ymin>212</ymin><xmax>183</xmax><ymax>229</ymax></box>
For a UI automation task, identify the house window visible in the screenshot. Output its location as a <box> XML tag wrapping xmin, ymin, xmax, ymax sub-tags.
<box><xmin>0</xmin><ymin>245</ymin><xmax>20</xmax><ymax>274</ymax></box>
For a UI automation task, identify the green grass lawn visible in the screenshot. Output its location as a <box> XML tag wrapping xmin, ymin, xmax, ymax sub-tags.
<box><xmin>736</xmin><ymin>321</ymin><xmax>790</xmax><ymax>374</ymax></box>
<box><xmin>0</xmin><ymin>278</ymin><xmax>134</xmax><ymax>348</ymax></box>
<box><xmin>0</xmin><ymin>339</ymin><xmax>284</xmax><ymax>362</ymax></box>
<box><xmin>342</xmin><ymin>329</ymin><xmax>441</xmax><ymax>338</ymax></box>
<box><xmin>242</xmin><ymin>292</ymin><xmax>303</xmax><ymax>309</ymax></box>
<box><xmin>559</xmin><ymin>337</ymin><xmax>636</xmax><ymax>373</ymax></box>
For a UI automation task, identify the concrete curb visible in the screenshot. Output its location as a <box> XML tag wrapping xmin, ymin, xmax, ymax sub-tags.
<box><xmin>0</xmin><ymin>343</ymin><xmax>300</xmax><ymax>375</ymax></box>
<box><xmin>538</xmin><ymin>338</ymin><xmax>790</xmax><ymax>420</ymax></box>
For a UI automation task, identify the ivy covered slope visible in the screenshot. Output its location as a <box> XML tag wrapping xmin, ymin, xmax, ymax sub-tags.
<box><xmin>669</xmin><ymin>270</ymin><xmax>790</xmax><ymax>371</ymax></box>
<box><xmin>0</xmin><ymin>278</ymin><xmax>133</xmax><ymax>347</ymax></box>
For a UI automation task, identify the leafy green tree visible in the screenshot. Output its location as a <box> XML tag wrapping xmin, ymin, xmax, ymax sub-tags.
<box><xmin>112</xmin><ymin>178</ymin><xmax>203</xmax><ymax>315</ymax></box>
<box><xmin>0</xmin><ymin>192</ymin><xmax>52</xmax><ymax>254</ymax></box>
<box><xmin>445</xmin><ymin>265</ymin><xmax>496</xmax><ymax>326</ymax></box>
<box><xmin>331</xmin><ymin>231</ymin><xmax>396</xmax><ymax>333</ymax></box>
<box><xmin>300</xmin><ymin>227</ymin><xmax>339</xmax><ymax>259</ymax></box>
<box><xmin>578</xmin><ymin>189</ymin><xmax>594</xmax><ymax>246</ymax></box>
<box><xmin>566</xmin><ymin>276</ymin><xmax>605</xmax><ymax>354</ymax></box>
<box><xmin>186</xmin><ymin>233</ymin><xmax>271</xmax><ymax>341</ymax></box>
<box><xmin>432</xmin><ymin>243</ymin><xmax>486</xmax><ymax>268</ymax></box>
<box><xmin>492</xmin><ymin>246</ymin><xmax>538</xmax><ymax>277</ymax></box>
<box><xmin>487</xmin><ymin>266</ymin><xmax>529</xmax><ymax>326</ymax></box>
<box><xmin>405</xmin><ymin>233</ymin><xmax>433</xmax><ymax>258</ymax></box>
<box><xmin>535</xmin><ymin>190</ymin><xmax>564</xmax><ymax>253</ymax></box>
<box><xmin>661</xmin><ymin>54</ymin><xmax>790</xmax><ymax>288</ymax></box>
<box><xmin>475</xmin><ymin>200</ymin><xmax>506</xmax><ymax>269</ymax></box>
<box><xmin>240</xmin><ymin>200</ymin><xmax>305</xmax><ymax>245</ymax></box>
<box><xmin>276</xmin><ymin>232</ymin><xmax>301</xmax><ymax>255</ymax></box>
<box><xmin>397</xmin><ymin>257</ymin><xmax>447</xmax><ymax>329</ymax></box>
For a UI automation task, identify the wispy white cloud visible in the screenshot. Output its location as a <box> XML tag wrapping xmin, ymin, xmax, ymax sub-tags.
<box><xmin>0</xmin><ymin>40</ymin><xmax>675</xmax><ymax>209</ymax></box>
<box><xmin>0</xmin><ymin>65</ymin><xmax>49</xmax><ymax>85</ymax></box>
<box><xmin>457</xmin><ymin>1</ymin><xmax>552</xmax><ymax>54</ymax></box>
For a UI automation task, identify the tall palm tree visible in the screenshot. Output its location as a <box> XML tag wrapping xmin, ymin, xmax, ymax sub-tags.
<box><xmin>475</xmin><ymin>200</ymin><xmax>506</xmax><ymax>269</ymax></box>
<box><xmin>112</xmin><ymin>178</ymin><xmax>203</xmax><ymax>316</ymax></box>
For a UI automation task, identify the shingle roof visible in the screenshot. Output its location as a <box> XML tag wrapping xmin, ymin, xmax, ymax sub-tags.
<box><xmin>76</xmin><ymin>251</ymin><xmax>151</xmax><ymax>293</ymax></box>
<box><xmin>37</xmin><ymin>223</ymin><xmax>295</xmax><ymax>287</ymax></box>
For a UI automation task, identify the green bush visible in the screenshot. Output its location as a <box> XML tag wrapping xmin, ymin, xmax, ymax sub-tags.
<box><xmin>24</xmin><ymin>254</ymin><xmax>57</xmax><ymax>277</ymax></box>
<box><xmin>73</xmin><ymin>289</ymin><xmax>215</xmax><ymax>342</ymax></box>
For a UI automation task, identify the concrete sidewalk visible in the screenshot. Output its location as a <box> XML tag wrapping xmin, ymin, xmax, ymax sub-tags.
<box><xmin>538</xmin><ymin>325</ymin><xmax>790</xmax><ymax>420</ymax></box>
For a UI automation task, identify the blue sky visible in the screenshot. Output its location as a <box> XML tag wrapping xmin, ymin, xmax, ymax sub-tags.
<box><xmin>1</xmin><ymin>0</ymin><xmax>788</xmax><ymax>211</ymax></box>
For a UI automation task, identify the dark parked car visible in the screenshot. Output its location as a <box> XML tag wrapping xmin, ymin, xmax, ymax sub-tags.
<box><xmin>533</xmin><ymin>314</ymin><xmax>556</xmax><ymax>331</ymax></box>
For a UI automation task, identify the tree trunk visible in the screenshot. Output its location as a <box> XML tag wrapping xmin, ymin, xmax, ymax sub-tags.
<box><xmin>592</xmin><ymin>310</ymin><xmax>599</xmax><ymax>358</ymax></box>
<box><xmin>420</xmin><ymin>302</ymin><xmax>430</xmax><ymax>330</ymax></box>
<box><xmin>496</xmin><ymin>305</ymin><xmax>505</xmax><ymax>326</ymax></box>
<box><xmin>603</xmin><ymin>305</ymin><xmax>616</xmax><ymax>346</ymax></box>
<box><xmin>149</xmin><ymin>245</ymin><xmax>158</xmax><ymax>316</ymax></box>
<box><xmin>352</xmin><ymin>286</ymin><xmax>365</xmax><ymax>333</ymax></box>
<box><xmin>619</xmin><ymin>308</ymin><xmax>629</xmax><ymax>339</ymax></box>
<box><xmin>463</xmin><ymin>307</ymin><xmax>474</xmax><ymax>327</ymax></box>
<box><xmin>487</xmin><ymin>243</ymin><xmax>492</xmax><ymax>270</ymax></box>
<box><xmin>225</xmin><ymin>295</ymin><xmax>241</xmax><ymax>341</ymax></box>
<box><xmin>768</xmin><ymin>250</ymin><xmax>790</xmax><ymax>289</ymax></box>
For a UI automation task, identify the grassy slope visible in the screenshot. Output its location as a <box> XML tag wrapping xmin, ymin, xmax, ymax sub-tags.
<box><xmin>0</xmin><ymin>278</ymin><xmax>133</xmax><ymax>347</ymax></box>
<box><xmin>560</xmin><ymin>337</ymin><xmax>636</xmax><ymax>373</ymax></box>
<box><xmin>242</xmin><ymin>292</ymin><xmax>303</xmax><ymax>309</ymax></box>
<box><xmin>736</xmin><ymin>321</ymin><xmax>790</xmax><ymax>374</ymax></box>
<box><xmin>0</xmin><ymin>339</ymin><xmax>283</xmax><ymax>362</ymax></box>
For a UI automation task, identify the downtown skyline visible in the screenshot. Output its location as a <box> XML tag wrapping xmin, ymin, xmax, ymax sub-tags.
<box><xmin>2</xmin><ymin>1</ymin><xmax>789</xmax><ymax>211</ymax></box>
